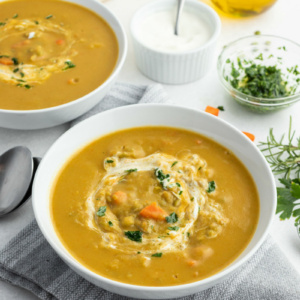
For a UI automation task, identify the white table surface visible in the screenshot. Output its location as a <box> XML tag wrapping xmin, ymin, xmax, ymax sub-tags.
<box><xmin>0</xmin><ymin>0</ymin><xmax>300</xmax><ymax>299</ymax></box>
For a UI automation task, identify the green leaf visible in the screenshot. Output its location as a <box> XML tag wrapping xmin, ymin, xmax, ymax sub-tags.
<box><xmin>291</xmin><ymin>181</ymin><xmax>300</xmax><ymax>198</ymax></box>
<box><xmin>166</xmin><ymin>212</ymin><xmax>178</xmax><ymax>223</ymax></box>
<box><xmin>168</xmin><ymin>226</ymin><xmax>179</xmax><ymax>231</ymax></box>
<box><xmin>171</xmin><ymin>161</ymin><xmax>178</xmax><ymax>168</ymax></box>
<box><xmin>207</xmin><ymin>181</ymin><xmax>216</xmax><ymax>193</ymax></box>
<box><xmin>125</xmin><ymin>231</ymin><xmax>142</xmax><ymax>242</ymax></box>
<box><xmin>96</xmin><ymin>206</ymin><xmax>106</xmax><ymax>217</ymax></box>
<box><xmin>63</xmin><ymin>61</ymin><xmax>76</xmax><ymax>70</ymax></box>
<box><xmin>278</xmin><ymin>178</ymin><xmax>292</xmax><ymax>188</ymax></box>
<box><xmin>151</xmin><ymin>252</ymin><xmax>162</xmax><ymax>257</ymax></box>
<box><xmin>108</xmin><ymin>221</ymin><xmax>113</xmax><ymax>226</ymax></box>
<box><xmin>125</xmin><ymin>168</ymin><xmax>137</xmax><ymax>174</ymax></box>
<box><xmin>217</xmin><ymin>106</ymin><xmax>225</xmax><ymax>111</ymax></box>
<box><xmin>106</xmin><ymin>160</ymin><xmax>114</xmax><ymax>163</ymax></box>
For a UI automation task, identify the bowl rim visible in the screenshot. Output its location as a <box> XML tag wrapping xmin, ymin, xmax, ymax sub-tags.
<box><xmin>0</xmin><ymin>0</ymin><xmax>127</xmax><ymax>114</ymax></box>
<box><xmin>217</xmin><ymin>34</ymin><xmax>300</xmax><ymax>105</ymax></box>
<box><xmin>32</xmin><ymin>103</ymin><xmax>276</xmax><ymax>292</ymax></box>
<box><xmin>130</xmin><ymin>0</ymin><xmax>221</xmax><ymax>56</ymax></box>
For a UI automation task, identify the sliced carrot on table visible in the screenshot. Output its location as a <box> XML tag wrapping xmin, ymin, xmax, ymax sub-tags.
<box><xmin>139</xmin><ymin>202</ymin><xmax>168</xmax><ymax>221</ymax></box>
<box><xmin>242</xmin><ymin>131</ymin><xmax>255</xmax><ymax>142</ymax></box>
<box><xmin>0</xmin><ymin>57</ymin><xmax>14</xmax><ymax>65</ymax></box>
<box><xmin>111</xmin><ymin>190</ymin><xmax>127</xmax><ymax>205</ymax></box>
<box><xmin>205</xmin><ymin>106</ymin><xmax>219</xmax><ymax>116</ymax></box>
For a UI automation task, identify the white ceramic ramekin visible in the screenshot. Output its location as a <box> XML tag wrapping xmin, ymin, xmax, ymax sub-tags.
<box><xmin>0</xmin><ymin>0</ymin><xmax>127</xmax><ymax>130</ymax></box>
<box><xmin>130</xmin><ymin>0</ymin><xmax>221</xmax><ymax>85</ymax></box>
<box><xmin>32</xmin><ymin>104</ymin><xmax>276</xmax><ymax>299</ymax></box>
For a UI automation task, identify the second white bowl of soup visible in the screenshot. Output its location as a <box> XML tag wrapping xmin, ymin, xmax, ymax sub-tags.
<box><xmin>0</xmin><ymin>0</ymin><xmax>127</xmax><ymax>129</ymax></box>
<box><xmin>32</xmin><ymin>104</ymin><xmax>276</xmax><ymax>299</ymax></box>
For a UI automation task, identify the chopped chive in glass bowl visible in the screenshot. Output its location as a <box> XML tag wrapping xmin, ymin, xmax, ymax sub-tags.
<box><xmin>217</xmin><ymin>35</ymin><xmax>300</xmax><ymax>113</ymax></box>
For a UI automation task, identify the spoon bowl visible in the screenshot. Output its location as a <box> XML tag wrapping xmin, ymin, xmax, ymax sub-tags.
<box><xmin>0</xmin><ymin>147</ymin><xmax>33</xmax><ymax>216</ymax></box>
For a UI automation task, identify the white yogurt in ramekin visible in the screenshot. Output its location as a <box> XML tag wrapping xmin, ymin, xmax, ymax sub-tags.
<box><xmin>130</xmin><ymin>0</ymin><xmax>221</xmax><ymax>84</ymax></box>
<box><xmin>137</xmin><ymin>9</ymin><xmax>212</xmax><ymax>53</ymax></box>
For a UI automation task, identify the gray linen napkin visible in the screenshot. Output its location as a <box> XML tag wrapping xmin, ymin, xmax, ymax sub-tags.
<box><xmin>1</xmin><ymin>83</ymin><xmax>300</xmax><ymax>300</ymax></box>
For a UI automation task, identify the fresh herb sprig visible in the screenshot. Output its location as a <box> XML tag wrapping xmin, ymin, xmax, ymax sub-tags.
<box><xmin>259</xmin><ymin>117</ymin><xmax>300</xmax><ymax>234</ymax></box>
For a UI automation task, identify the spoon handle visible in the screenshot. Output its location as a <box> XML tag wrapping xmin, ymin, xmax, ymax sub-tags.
<box><xmin>174</xmin><ymin>0</ymin><xmax>186</xmax><ymax>36</ymax></box>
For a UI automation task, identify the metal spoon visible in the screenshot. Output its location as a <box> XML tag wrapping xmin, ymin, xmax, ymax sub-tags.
<box><xmin>0</xmin><ymin>147</ymin><xmax>40</xmax><ymax>216</ymax></box>
<box><xmin>174</xmin><ymin>0</ymin><xmax>186</xmax><ymax>35</ymax></box>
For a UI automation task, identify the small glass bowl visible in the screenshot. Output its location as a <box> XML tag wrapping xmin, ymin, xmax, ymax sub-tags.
<box><xmin>217</xmin><ymin>35</ymin><xmax>300</xmax><ymax>113</ymax></box>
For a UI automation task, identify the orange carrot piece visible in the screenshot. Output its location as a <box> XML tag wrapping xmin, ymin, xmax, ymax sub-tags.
<box><xmin>56</xmin><ymin>39</ymin><xmax>64</xmax><ymax>45</ymax></box>
<box><xmin>242</xmin><ymin>131</ymin><xmax>255</xmax><ymax>142</ymax></box>
<box><xmin>12</xmin><ymin>40</ymin><xmax>30</xmax><ymax>48</ymax></box>
<box><xmin>139</xmin><ymin>202</ymin><xmax>168</xmax><ymax>221</ymax></box>
<box><xmin>0</xmin><ymin>57</ymin><xmax>14</xmax><ymax>65</ymax></box>
<box><xmin>205</xmin><ymin>106</ymin><xmax>219</xmax><ymax>116</ymax></box>
<box><xmin>111</xmin><ymin>191</ymin><xmax>127</xmax><ymax>205</ymax></box>
<box><xmin>187</xmin><ymin>260</ymin><xmax>197</xmax><ymax>267</ymax></box>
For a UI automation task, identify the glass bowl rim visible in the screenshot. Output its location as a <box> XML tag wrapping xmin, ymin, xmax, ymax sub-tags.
<box><xmin>217</xmin><ymin>34</ymin><xmax>300</xmax><ymax>105</ymax></box>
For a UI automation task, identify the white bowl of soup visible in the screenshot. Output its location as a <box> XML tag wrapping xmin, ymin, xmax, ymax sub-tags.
<box><xmin>32</xmin><ymin>104</ymin><xmax>276</xmax><ymax>299</ymax></box>
<box><xmin>0</xmin><ymin>0</ymin><xmax>127</xmax><ymax>129</ymax></box>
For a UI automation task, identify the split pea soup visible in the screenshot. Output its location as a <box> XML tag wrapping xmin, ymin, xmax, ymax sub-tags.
<box><xmin>51</xmin><ymin>127</ymin><xmax>260</xmax><ymax>287</ymax></box>
<box><xmin>0</xmin><ymin>0</ymin><xmax>118</xmax><ymax>110</ymax></box>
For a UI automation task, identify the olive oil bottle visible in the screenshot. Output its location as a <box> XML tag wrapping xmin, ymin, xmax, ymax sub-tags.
<box><xmin>210</xmin><ymin>0</ymin><xmax>277</xmax><ymax>16</ymax></box>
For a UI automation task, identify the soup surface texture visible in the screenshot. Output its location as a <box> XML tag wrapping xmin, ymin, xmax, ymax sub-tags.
<box><xmin>0</xmin><ymin>0</ymin><xmax>118</xmax><ymax>110</ymax></box>
<box><xmin>51</xmin><ymin>127</ymin><xmax>259</xmax><ymax>286</ymax></box>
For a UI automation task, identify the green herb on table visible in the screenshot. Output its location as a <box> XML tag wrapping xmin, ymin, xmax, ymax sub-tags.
<box><xmin>259</xmin><ymin>117</ymin><xmax>300</xmax><ymax>232</ymax></box>
<box><xmin>63</xmin><ymin>61</ymin><xmax>76</xmax><ymax>70</ymax></box>
<box><xmin>166</xmin><ymin>212</ymin><xmax>178</xmax><ymax>223</ymax></box>
<box><xmin>152</xmin><ymin>252</ymin><xmax>162</xmax><ymax>257</ymax></box>
<box><xmin>125</xmin><ymin>231</ymin><xmax>142</xmax><ymax>242</ymax></box>
<box><xmin>207</xmin><ymin>181</ymin><xmax>216</xmax><ymax>193</ymax></box>
<box><xmin>96</xmin><ymin>206</ymin><xmax>106</xmax><ymax>217</ymax></box>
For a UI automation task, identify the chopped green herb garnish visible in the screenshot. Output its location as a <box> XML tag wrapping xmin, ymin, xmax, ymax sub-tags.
<box><xmin>108</xmin><ymin>221</ymin><xmax>113</xmax><ymax>226</ymax></box>
<box><xmin>171</xmin><ymin>161</ymin><xmax>178</xmax><ymax>168</ymax></box>
<box><xmin>198</xmin><ymin>167</ymin><xmax>202</xmax><ymax>171</ymax></box>
<box><xmin>45</xmin><ymin>14</ymin><xmax>53</xmax><ymax>19</ymax></box>
<box><xmin>20</xmin><ymin>72</ymin><xmax>25</xmax><ymax>78</ymax></box>
<box><xmin>137</xmin><ymin>251</ymin><xmax>141</xmax><ymax>254</ymax></box>
<box><xmin>176</xmin><ymin>182</ymin><xmax>181</xmax><ymax>187</ymax></box>
<box><xmin>12</xmin><ymin>57</ymin><xmax>19</xmax><ymax>65</ymax></box>
<box><xmin>155</xmin><ymin>168</ymin><xmax>170</xmax><ymax>189</ymax></box>
<box><xmin>168</xmin><ymin>226</ymin><xmax>179</xmax><ymax>231</ymax></box>
<box><xmin>125</xmin><ymin>231</ymin><xmax>142</xmax><ymax>242</ymax></box>
<box><xmin>106</xmin><ymin>160</ymin><xmax>114</xmax><ymax>163</ymax></box>
<box><xmin>217</xmin><ymin>106</ymin><xmax>225</xmax><ymax>111</ymax></box>
<box><xmin>13</xmin><ymin>68</ymin><xmax>19</xmax><ymax>73</ymax></box>
<box><xmin>190</xmin><ymin>197</ymin><xmax>194</xmax><ymax>201</ymax></box>
<box><xmin>226</xmin><ymin>58</ymin><xmax>231</xmax><ymax>64</ymax></box>
<box><xmin>207</xmin><ymin>181</ymin><xmax>216</xmax><ymax>193</ymax></box>
<box><xmin>34</xmin><ymin>20</ymin><xmax>39</xmax><ymax>25</ymax></box>
<box><xmin>166</xmin><ymin>212</ymin><xmax>178</xmax><ymax>223</ymax></box>
<box><xmin>63</xmin><ymin>60</ymin><xmax>76</xmax><ymax>70</ymax></box>
<box><xmin>0</xmin><ymin>22</ymin><xmax>6</xmax><ymax>26</ymax></box>
<box><xmin>24</xmin><ymin>84</ymin><xmax>31</xmax><ymax>89</ymax></box>
<box><xmin>126</xmin><ymin>168</ymin><xmax>137</xmax><ymax>174</ymax></box>
<box><xmin>187</xmin><ymin>232</ymin><xmax>190</xmax><ymax>237</ymax></box>
<box><xmin>255</xmin><ymin>53</ymin><xmax>263</xmax><ymax>60</ymax></box>
<box><xmin>96</xmin><ymin>206</ymin><xmax>106</xmax><ymax>217</ymax></box>
<box><xmin>254</xmin><ymin>30</ymin><xmax>261</xmax><ymax>35</ymax></box>
<box><xmin>151</xmin><ymin>253</ymin><xmax>162</xmax><ymax>257</ymax></box>
<box><xmin>0</xmin><ymin>55</ymin><xmax>9</xmax><ymax>58</ymax></box>
<box><xmin>12</xmin><ymin>14</ymin><xmax>18</xmax><ymax>18</ymax></box>
<box><xmin>179</xmin><ymin>191</ymin><xmax>183</xmax><ymax>195</ymax></box>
